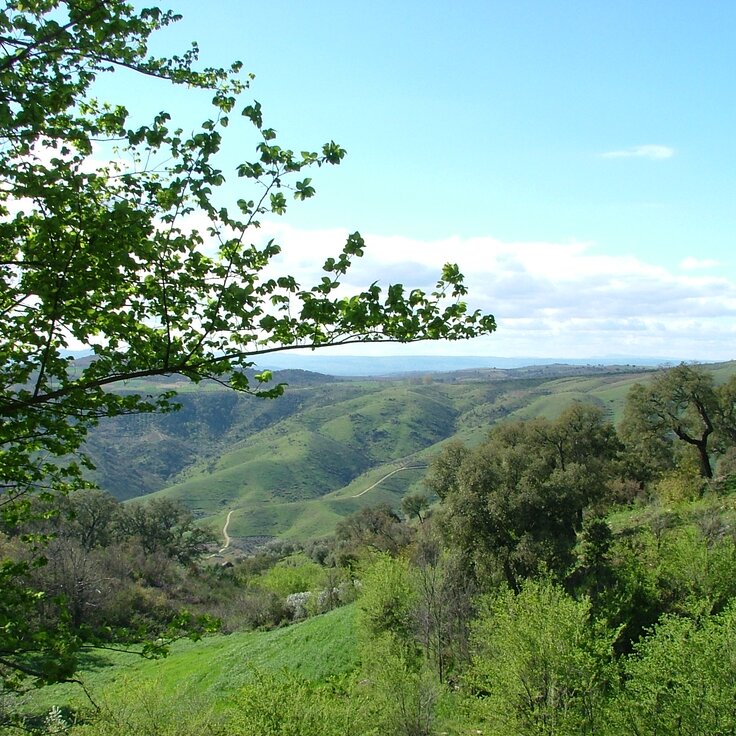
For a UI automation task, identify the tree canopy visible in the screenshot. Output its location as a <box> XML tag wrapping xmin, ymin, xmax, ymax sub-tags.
<box><xmin>429</xmin><ymin>403</ymin><xmax>621</xmax><ymax>591</ymax></box>
<box><xmin>0</xmin><ymin>0</ymin><xmax>495</xmax><ymax>688</ymax></box>
<box><xmin>621</xmin><ymin>364</ymin><xmax>736</xmax><ymax>479</ymax></box>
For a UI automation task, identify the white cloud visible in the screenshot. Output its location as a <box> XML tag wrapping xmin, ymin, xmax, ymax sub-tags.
<box><xmin>601</xmin><ymin>144</ymin><xmax>675</xmax><ymax>160</ymax></box>
<box><xmin>250</xmin><ymin>222</ymin><xmax>736</xmax><ymax>362</ymax></box>
<box><xmin>59</xmin><ymin>213</ymin><xmax>731</xmax><ymax>362</ymax></box>
<box><xmin>680</xmin><ymin>257</ymin><xmax>720</xmax><ymax>271</ymax></box>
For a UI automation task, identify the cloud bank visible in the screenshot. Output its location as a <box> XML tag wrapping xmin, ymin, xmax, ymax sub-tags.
<box><xmin>257</xmin><ymin>222</ymin><xmax>736</xmax><ymax>362</ymax></box>
<box><xmin>680</xmin><ymin>257</ymin><xmax>721</xmax><ymax>271</ymax></box>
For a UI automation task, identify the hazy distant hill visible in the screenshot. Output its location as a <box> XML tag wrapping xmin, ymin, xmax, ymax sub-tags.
<box><xmin>256</xmin><ymin>353</ymin><xmax>674</xmax><ymax>376</ymax></box>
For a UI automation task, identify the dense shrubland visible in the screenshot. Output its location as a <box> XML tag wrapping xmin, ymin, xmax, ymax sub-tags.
<box><xmin>5</xmin><ymin>364</ymin><xmax>736</xmax><ymax>735</ymax></box>
<box><xmin>0</xmin><ymin>491</ymin><xmax>368</xmax><ymax>660</ymax></box>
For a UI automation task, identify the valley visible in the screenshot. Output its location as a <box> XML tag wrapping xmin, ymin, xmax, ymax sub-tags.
<box><xmin>84</xmin><ymin>361</ymin><xmax>667</xmax><ymax>542</ymax></box>
<box><xmin>10</xmin><ymin>358</ymin><xmax>736</xmax><ymax>735</ymax></box>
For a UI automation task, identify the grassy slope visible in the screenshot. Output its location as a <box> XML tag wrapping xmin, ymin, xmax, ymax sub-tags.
<box><xmin>140</xmin><ymin>370</ymin><xmax>649</xmax><ymax>539</ymax></box>
<box><xmin>97</xmin><ymin>363</ymin><xmax>736</xmax><ymax>540</ymax></box>
<box><xmin>510</xmin><ymin>373</ymin><xmax>648</xmax><ymax>423</ymax></box>
<box><xmin>147</xmin><ymin>382</ymin><xmax>461</xmax><ymax>538</ymax></box>
<box><xmin>24</xmin><ymin>604</ymin><xmax>359</xmax><ymax>717</ymax></box>
<box><xmin>21</xmin><ymin>361</ymin><xmax>736</xmax><ymax>724</ymax></box>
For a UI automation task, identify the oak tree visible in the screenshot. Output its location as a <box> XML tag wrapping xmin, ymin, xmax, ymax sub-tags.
<box><xmin>621</xmin><ymin>365</ymin><xmax>736</xmax><ymax>479</ymax></box>
<box><xmin>432</xmin><ymin>404</ymin><xmax>620</xmax><ymax>591</ymax></box>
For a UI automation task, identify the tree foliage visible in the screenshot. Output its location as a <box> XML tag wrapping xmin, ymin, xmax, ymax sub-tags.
<box><xmin>335</xmin><ymin>503</ymin><xmax>411</xmax><ymax>558</ymax></box>
<box><xmin>113</xmin><ymin>497</ymin><xmax>213</xmax><ymax>565</ymax></box>
<box><xmin>0</xmin><ymin>0</ymin><xmax>495</xmax><ymax>688</ymax></box>
<box><xmin>613</xmin><ymin>602</ymin><xmax>736</xmax><ymax>736</ymax></box>
<box><xmin>433</xmin><ymin>403</ymin><xmax>621</xmax><ymax>590</ymax></box>
<box><xmin>621</xmin><ymin>364</ymin><xmax>736</xmax><ymax>479</ymax></box>
<box><xmin>465</xmin><ymin>580</ymin><xmax>615</xmax><ymax>736</ymax></box>
<box><xmin>0</xmin><ymin>0</ymin><xmax>495</xmax><ymax>508</ymax></box>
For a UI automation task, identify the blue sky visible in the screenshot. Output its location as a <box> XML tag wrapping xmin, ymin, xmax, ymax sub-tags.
<box><xmin>108</xmin><ymin>1</ymin><xmax>735</xmax><ymax>361</ymax></box>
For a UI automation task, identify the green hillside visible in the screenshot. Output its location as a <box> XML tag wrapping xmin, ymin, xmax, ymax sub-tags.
<box><xmin>22</xmin><ymin>604</ymin><xmax>359</xmax><ymax>720</ymax></box>
<box><xmin>509</xmin><ymin>372</ymin><xmax>649</xmax><ymax>423</ymax></box>
<box><xmin>13</xmin><ymin>361</ymin><xmax>736</xmax><ymax>734</ymax></box>
<box><xmin>86</xmin><ymin>362</ymin><xmax>736</xmax><ymax>541</ymax></box>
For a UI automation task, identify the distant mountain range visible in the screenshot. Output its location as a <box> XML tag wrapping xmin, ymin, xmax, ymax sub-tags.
<box><xmin>62</xmin><ymin>350</ymin><xmax>687</xmax><ymax>377</ymax></box>
<box><xmin>255</xmin><ymin>354</ymin><xmax>680</xmax><ymax>377</ymax></box>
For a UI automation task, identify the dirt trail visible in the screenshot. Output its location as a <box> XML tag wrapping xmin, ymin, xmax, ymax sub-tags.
<box><xmin>219</xmin><ymin>509</ymin><xmax>234</xmax><ymax>553</ymax></box>
<box><xmin>210</xmin><ymin>465</ymin><xmax>425</xmax><ymax>555</ymax></box>
<box><xmin>351</xmin><ymin>466</ymin><xmax>427</xmax><ymax>498</ymax></box>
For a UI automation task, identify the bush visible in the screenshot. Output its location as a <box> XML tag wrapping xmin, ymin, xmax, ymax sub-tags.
<box><xmin>653</xmin><ymin>465</ymin><xmax>705</xmax><ymax>505</ymax></box>
<box><xmin>358</xmin><ymin>555</ymin><xmax>418</xmax><ymax>645</ymax></box>
<box><xmin>359</xmin><ymin>637</ymin><xmax>440</xmax><ymax>736</ymax></box>
<box><xmin>463</xmin><ymin>579</ymin><xmax>615</xmax><ymax>736</ymax></box>
<box><xmin>257</xmin><ymin>554</ymin><xmax>326</xmax><ymax>599</ymax></box>
<box><xmin>612</xmin><ymin>603</ymin><xmax>736</xmax><ymax>735</ymax></box>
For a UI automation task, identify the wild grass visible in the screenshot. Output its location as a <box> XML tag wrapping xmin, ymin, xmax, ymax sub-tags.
<box><xmin>20</xmin><ymin>604</ymin><xmax>359</xmax><ymax>721</ymax></box>
<box><xmin>87</xmin><ymin>363</ymin><xmax>735</xmax><ymax>540</ymax></box>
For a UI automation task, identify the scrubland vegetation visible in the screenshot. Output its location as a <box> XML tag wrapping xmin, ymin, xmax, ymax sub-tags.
<box><xmin>4</xmin><ymin>363</ymin><xmax>736</xmax><ymax>735</ymax></box>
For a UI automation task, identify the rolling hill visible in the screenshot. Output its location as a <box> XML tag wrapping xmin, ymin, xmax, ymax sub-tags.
<box><xmin>83</xmin><ymin>361</ymin><xmax>736</xmax><ymax>542</ymax></box>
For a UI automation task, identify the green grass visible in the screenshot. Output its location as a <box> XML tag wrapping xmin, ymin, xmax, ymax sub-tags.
<box><xmin>228</xmin><ymin>498</ymin><xmax>346</xmax><ymax>539</ymax></box>
<box><xmin>143</xmin><ymin>383</ymin><xmax>460</xmax><ymax>537</ymax></box>
<box><xmin>221</xmin><ymin>462</ymin><xmax>429</xmax><ymax>538</ymax></box>
<box><xmin>21</xmin><ymin>604</ymin><xmax>359</xmax><ymax>719</ymax></box>
<box><xmin>90</xmin><ymin>363</ymin><xmax>736</xmax><ymax>540</ymax></box>
<box><xmin>147</xmin><ymin>369</ymin><xmax>671</xmax><ymax>538</ymax></box>
<box><xmin>509</xmin><ymin>373</ymin><xmax>648</xmax><ymax>422</ymax></box>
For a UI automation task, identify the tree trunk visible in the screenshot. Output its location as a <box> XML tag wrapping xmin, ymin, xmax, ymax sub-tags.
<box><xmin>673</xmin><ymin>425</ymin><xmax>713</xmax><ymax>478</ymax></box>
<box><xmin>502</xmin><ymin>556</ymin><xmax>520</xmax><ymax>594</ymax></box>
<box><xmin>696</xmin><ymin>441</ymin><xmax>713</xmax><ymax>478</ymax></box>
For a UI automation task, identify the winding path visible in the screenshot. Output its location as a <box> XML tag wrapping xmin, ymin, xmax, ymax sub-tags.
<box><xmin>210</xmin><ymin>465</ymin><xmax>426</xmax><ymax>556</ymax></box>
<box><xmin>350</xmin><ymin>465</ymin><xmax>427</xmax><ymax>498</ymax></box>
<box><xmin>219</xmin><ymin>509</ymin><xmax>234</xmax><ymax>553</ymax></box>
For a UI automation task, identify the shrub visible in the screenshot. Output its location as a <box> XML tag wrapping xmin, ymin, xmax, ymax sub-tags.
<box><xmin>463</xmin><ymin>579</ymin><xmax>615</xmax><ymax>736</ymax></box>
<box><xmin>612</xmin><ymin>602</ymin><xmax>736</xmax><ymax>735</ymax></box>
